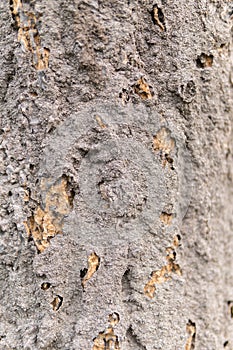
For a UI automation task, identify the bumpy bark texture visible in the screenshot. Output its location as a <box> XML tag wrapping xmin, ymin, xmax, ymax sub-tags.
<box><xmin>0</xmin><ymin>0</ymin><xmax>233</xmax><ymax>349</ymax></box>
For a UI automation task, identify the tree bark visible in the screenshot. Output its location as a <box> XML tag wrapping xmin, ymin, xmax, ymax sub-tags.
<box><xmin>0</xmin><ymin>0</ymin><xmax>233</xmax><ymax>349</ymax></box>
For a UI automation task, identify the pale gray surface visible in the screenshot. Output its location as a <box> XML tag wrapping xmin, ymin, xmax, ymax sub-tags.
<box><xmin>0</xmin><ymin>0</ymin><xmax>233</xmax><ymax>349</ymax></box>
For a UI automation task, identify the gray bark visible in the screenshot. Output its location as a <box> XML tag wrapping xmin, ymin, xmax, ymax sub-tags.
<box><xmin>0</xmin><ymin>0</ymin><xmax>233</xmax><ymax>349</ymax></box>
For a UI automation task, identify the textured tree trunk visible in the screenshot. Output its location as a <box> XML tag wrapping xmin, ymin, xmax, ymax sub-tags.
<box><xmin>0</xmin><ymin>0</ymin><xmax>233</xmax><ymax>349</ymax></box>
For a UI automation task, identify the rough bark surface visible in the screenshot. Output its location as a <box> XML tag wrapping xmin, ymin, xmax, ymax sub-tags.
<box><xmin>0</xmin><ymin>0</ymin><xmax>233</xmax><ymax>349</ymax></box>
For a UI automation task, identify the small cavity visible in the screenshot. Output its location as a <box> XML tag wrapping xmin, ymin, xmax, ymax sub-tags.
<box><xmin>196</xmin><ymin>53</ymin><xmax>213</xmax><ymax>68</ymax></box>
<box><xmin>51</xmin><ymin>295</ymin><xmax>63</xmax><ymax>311</ymax></box>
<box><xmin>41</xmin><ymin>282</ymin><xmax>51</xmax><ymax>290</ymax></box>
<box><xmin>150</xmin><ymin>4</ymin><xmax>166</xmax><ymax>31</ymax></box>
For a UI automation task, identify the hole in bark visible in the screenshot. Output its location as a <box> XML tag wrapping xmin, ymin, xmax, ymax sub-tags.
<box><xmin>51</xmin><ymin>295</ymin><xmax>63</xmax><ymax>311</ymax></box>
<box><xmin>196</xmin><ymin>53</ymin><xmax>213</xmax><ymax>68</ymax></box>
<box><xmin>122</xmin><ymin>269</ymin><xmax>130</xmax><ymax>290</ymax></box>
<box><xmin>150</xmin><ymin>4</ymin><xmax>166</xmax><ymax>31</ymax></box>
<box><xmin>28</xmin><ymin>235</ymin><xmax>34</xmax><ymax>243</ymax></box>
<box><xmin>109</xmin><ymin>312</ymin><xmax>120</xmax><ymax>326</ymax></box>
<box><xmin>8</xmin><ymin>191</ymin><xmax>12</xmax><ymax>197</ymax></box>
<box><xmin>119</xmin><ymin>88</ymin><xmax>130</xmax><ymax>103</ymax></box>
<box><xmin>133</xmin><ymin>77</ymin><xmax>153</xmax><ymax>99</ymax></box>
<box><xmin>227</xmin><ymin>301</ymin><xmax>233</xmax><ymax>318</ymax></box>
<box><xmin>174</xmin><ymin>234</ymin><xmax>181</xmax><ymax>246</ymax></box>
<box><xmin>224</xmin><ymin>341</ymin><xmax>229</xmax><ymax>347</ymax></box>
<box><xmin>81</xmin><ymin>252</ymin><xmax>100</xmax><ymax>288</ymax></box>
<box><xmin>179</xmin><ymin>80</ymin><xmax>196</xmax><ymax>103</ymax></box>
<box><xmin>80</xmin><ymin>268</ymin><xmax>88</xmax><ymax>278</ymax></box>
<box><xmin>41</xmin><ymin>282</ymin><xmax>51</xmax><ymax>290</ymax></box>
<box><xmin>165</xmin><ymin>154</ymin><xmax>174</xmax><ymax>167</ymax></box>
<box><xmin>186</xmin><ymin>320</ymin><xmax>196</xmax><ymax>350</ymax></box>
<box><xmin>229</xmin><ymin>9</ymin><xmax>233</xmax><ymax>18</ymax></box>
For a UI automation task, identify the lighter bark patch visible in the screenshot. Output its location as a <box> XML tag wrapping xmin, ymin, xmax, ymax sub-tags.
<box><xmin>51</xmin><ymin>295</ymin><xmax>63</xmax><ymax>311</ymax></box>
<box><xmin>153</xmin><ymin>127</ymin><xmax>175</xmax><ymax>167</ymax></box>
<box><xmin>144</xmin><ymin>236</ymin><xmax>182</xmax><ymax>298</ymax></box>
<box><xmin>93</xmin><ymin>313</ymin><xmax>120</xmax><ymax>350</ymax></box>
<box><xmin>81</xmin><ymin>252</ymin><xmax>100</xmax><ymax>288</ymax></box>
<box><xmin>96</xmin><ymin>115</ymin><xmax>107</xmax><ymax>129</ymax></box>
<box><xmin>24</xmin><ymin>177</ymin><xmax>73</xmax><ymax>252</ymax></box>
<box><xmin>160</xmin><ymin>212</ymin><xmax>173</xmax><ymax>225</ymax></box>
<box><xmin>133</xmin><ymin>77</ymin><xmax>153</xmax><ymax>100</ymax></box>
<box><xmin>9</xmin><ymin>0</ymin><xmax>50</xmax><ymax>70</ymax></box>
<box><xmin>185</xmin><ymin>320</ymin><xmax>196</xmax><ymax>350</ymax></box>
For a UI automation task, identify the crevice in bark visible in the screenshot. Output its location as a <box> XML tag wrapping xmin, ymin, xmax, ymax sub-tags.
<box><xmin>196</xmin><ymin>53</ymin><xmax>214</xmax><ymax>68</ymax></box>
<box><xmin>126</xmin><ymin>325</ymin><xmax>146</xmax><ymax>349</ymax></box>
<box><xmin>227</xmin><ymin>301</ymin><xmax>233</xmax><ymax>318</ymax></box>
<box><xmin>81</xmin><ymin>252</ymin><xmax>100</xmax><ymax>289</ymax></box>
<box><xmin>185</xmin><ymin>320</ymin><xmax>196</xmax><ymax>350</ymax></box>
<box><xmin>41</xmin><ymin>282</ymin><xmax>51</xmax><ymax>290</ymax></box>
<box><xmin>51</xmin><ymin>295</ymin><xmax>63</xmax><ymax>311</ymax></box>
<box><xmin>144</xmin><ymin>235</ymin><xmax>182</xmax><ymax>298</ymax></box>
<box><xmin>150</xmin><ymin>4</ymin><xmax>166</xmax><ymax>32</ymax></box>
<box><xmin>9</xmin><ymin>0</ymin><xmax>50</xmax><ymax>71</ymax></box>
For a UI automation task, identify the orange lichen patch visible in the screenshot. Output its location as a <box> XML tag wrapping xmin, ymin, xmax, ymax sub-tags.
<box><xmin>96</xmin><ymin>115</ymin><xmax>107</xmax><ymax>129</ymax></box>
<box><xmin>133</xmin><ymin>77</ymin><xmax>153</xmax><ymax>100</ymax></box>
<box><xmin>24</xmin><ymin>177</ymin><xmax>73</xmax><ymax>252</ymax></box>
<box><xmin>144</xmin><ymin>236</ymin><xmax>182</xmax><ymax>298</ymax></box>
<box><xmin>93</xmin><ymin>314</ymin><xmax>120</xmax><ymax>350</ymax></box>
<box><xmin>185</xmin><ymin>320</ymin><xmax>196</xmax><ymax>350</ymax></box>
<box><xmin>9</xmin><ymin>0</ymin><xmax>50</xmax><ymax>71</ymax></box>
<box><xmin>82</xmin><ymin>252</ymin><xmax>100</xmax><ymax>288</ymax></box>
<box><xmin>153</xmin><ymin>127</ymin><xmax>175</xmax><ymax>167</ymax></box>
<box><xmin>160</xmin><ymin>212</ymin><xmax>173</xmax><ymax>225</ymax></box>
